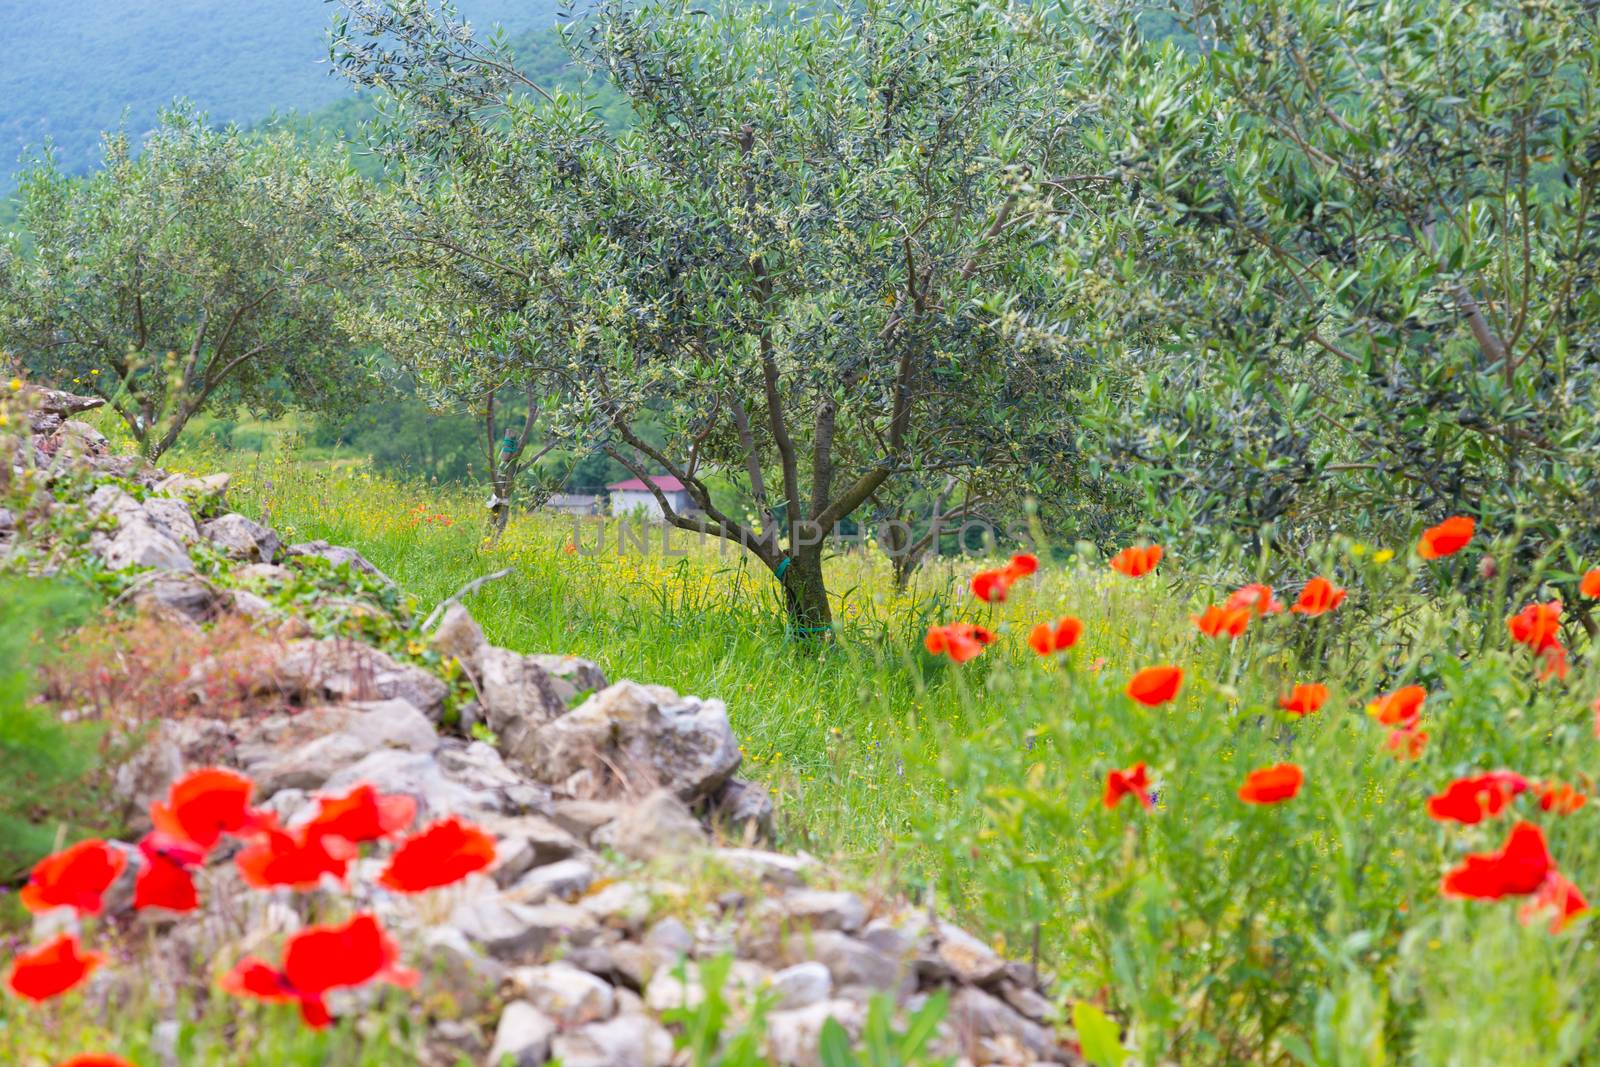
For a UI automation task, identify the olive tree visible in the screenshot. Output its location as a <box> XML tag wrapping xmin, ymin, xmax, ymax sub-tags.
<box><xmin>0</xmin><ymin>108</ymin><xmax>373</xmax><ymax>458</ymax></box>
<box><xmin>1049</xmin><ymin>0</ymin><xmax>1600</xmax><ymax>574</ymax></box>
<box><xmin>333</xmin><ymin>0</ymin><xmax>1081</xmax><ymax>630</ymax></box>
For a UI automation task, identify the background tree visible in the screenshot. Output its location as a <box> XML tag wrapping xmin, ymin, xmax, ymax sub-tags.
<box><xmin>333</xmin><ymin>0</ymin><xmax>1082</xmax><ymax>631</ymax></box>
<box><xmin>0</xmin><ymin>107</ymin><xmax>373</xmax><ymax>458</ymax></box>
<box><xmin>1050</xmin><ymin>0</ymin><xmax>1600</xmax><ymax>589</ymax></box>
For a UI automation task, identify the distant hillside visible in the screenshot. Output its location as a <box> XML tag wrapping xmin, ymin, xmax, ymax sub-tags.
<box><xmin>0</xmin><ymin>0</ymin><xmax>558</xmax><ymax>194</ymax></box>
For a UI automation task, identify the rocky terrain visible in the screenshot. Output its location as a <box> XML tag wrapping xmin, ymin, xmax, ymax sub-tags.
<box><xmin>8</xmin><ymin>385</ymin><xmax>1082</xmax><ymax>1066</ymax></box>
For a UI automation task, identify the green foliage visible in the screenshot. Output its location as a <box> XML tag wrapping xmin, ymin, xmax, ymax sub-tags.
<box><xmin>1050</xmin><ymin>0</ymin><xmax>1600</xmax><ymax>581</ymax></box>
<box><xmin>0</xmin><ymin>577</ymin><xmax>102</xmax><ymax>882</ymax></box>
<box><xmin>0</xmin><ymin>107</ymin><xmax>378</xmax><ymax>458</ymax></box>
<box><xmin>818</xmin><ymin>990</ymin><xmax>953</xmax><ymax>1067</ymax></box>
<box><xmin>330</xmin><ymin>0</ymin><xmax>1087</xmax><ymax>625</ymax></box>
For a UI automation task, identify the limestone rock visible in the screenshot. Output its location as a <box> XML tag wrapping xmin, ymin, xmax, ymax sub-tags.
<box><xmin>707</xmin><ymin>777</ymin><xmax>775</xmax><ymax>841</ymax></box>
<box><xmin>200</xmin><ymin>513</ymin><xmax>280</xmax><ymax>562</ymax></box>
<box><xmin>286</xmin><ymin>539</ymin><xmax>393</xmax><ymax>584</ymax></box>
<box><xmin>948</xmin><ymin>987</ymin><xmax>1071</xmax><ymax>1062</ymax></box>
<box><xmin>427</xmin><ymin>603</ymin><xmax>485</xmax><ymax>668</ymax></box>
<box><xmin>141</xmin><ymin>497</ymin><xmax>199</xmax><ymax>544</ymax></box>
<box><xmin>236</xmin><ymin>699</ymin><xmax>440</xmax><ymax>794</ymax></box>
<box><xmin>418</xmin><ymin>927</ymin><xmax>506</xmax><ymax>1016</ymax></box>
<box><xmin>321</xmin><ymin>751</ymin><xmax>502</xmax><ymax>820</ymax></box>
<box><xmin>508</xmin><ymin>962</ymin><xmax>616</xmax><ymax>1026</ymax></box>
<box><xmin>476</xmin><ymin>645</ymin><xmax>572</xmax><ymax>764</ymax></box>
<box><xmin>550</xmin><ymin>799</ymin><xmax>625</xmax><ymax>840</ymax></box>
<box><xmin>529</xmin><ymin>681</ymin><xmax>741</xmax><ymax>801</ymax></box>
<box><xmin>480</xmin><ymin>813</ymin><xmax>583</xmax><ymax>888</ymax></box>
<box><xmin>713</xmin><ymin>848</ymin><xmax>817</xmax><ymax>887</ymax></box>
<box><xmin>549</xmin><ymin>1014</ymin><xmax>674</xmax><ymax>1067</ymax></box>
<box><xmin>486</xmin><ymin>1000</ymin><xmax>557</xmax><ymax>1067</ymax></box>
<box><xmin>597</xmin><ymin>789</ymin><xmax>707</xmax><ymax>862</ymax></box>
<box><xmin>758</xmin><ymin>889</ymin><xmax>868</xmax><ymax>934</ymax></box>
<box><xmin>526</xmin><ymin>653</ymin><xmax>608</xmax><ymax>695</ymax></box>
<box><xmin>924</xmin><ymin>922</ymin><xmax>1006</xmax><ymax>986</ymax></box>
<box><xmin>448</xmin><ymin>898</ymin><xmax>599</xmax><ymax>960</ymax></box>
<box><xmin>154</xmin><ymin>472</ymin><xmax>230</xmax><ymax>514</ymax></box>
<box><xmin>188</xmin><ymin>638</ymin><xmax>448</xmax><ymax>720</ymax></box>
<box><xmin>643</xmin><ymin>958</ymin><xmax>771</xmax><ymax>1013</ymax></box>
<box><xmin>783</xmin><ymin>930</ymin><xmax>903</xmax><ymax>994</ymax></box>
<box><xmin>771</xmin><ymin>962</ymin><xmax>833</xmax><ymax>1010</ymax></box>
<box><xmin>765</xmin><ymin>999</ymin><xmax>866</xmax><ymax>1067</ymax></box>
<box><xmin>508</xmin><ymin>857</ymin><xmax>595</xmax><ymax>903</ymax></box>
<box><xmin>129</xmin><ymin>574</ymin><xmax>218</xmax><ymax>624</ymax></box>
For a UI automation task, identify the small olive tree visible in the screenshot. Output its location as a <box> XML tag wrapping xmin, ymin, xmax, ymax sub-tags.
<box><xmin>1049</xmin><ymin>0</ymin><xmax>1600</xmax><ymax>577</ymax></box>
<box><xmin>0</xmin><ymin>108</ymin><xmax>372</xmax><ymax>458</ymax></box>
<box><xmin>333</xmin><ymin>0</ymin><xmax>1082</xmax><ymax>630</ymax></box>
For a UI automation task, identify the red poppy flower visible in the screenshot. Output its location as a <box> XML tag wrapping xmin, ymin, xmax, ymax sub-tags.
<box><xmin>149</xmin><ymin>768</ymin><xmax>269</xmax><ymax>854</ymax></box>
<box><xmin>1290</xmin><ymin>578</ymin><xmax>1346</xmax><ymax>616</ymax></box>
<box><xmin>1537</xmin><ymin>643</ymin><xmax>1569</xmax><ymax>682</ymax></box>
<box><xmin>1278</xmin><ymin>683</ymin><xmax>1328</xmax><ymax>716</ymax></box>
<box><xmin>1192</xmin><ymin>604</ymin><xmax>1251</xmax><ymax>639</ymax></box>
<box><xmin>970</xmin><ymin>554</ymin><xmax>1040</xmax><ymax>602</ymax></box>
<box><xmin>235</xmin><ymin>827</ymin><xmax>355</xmax><ymax>892</ymax></box>
<box><xmin>1002</xmin><ymin>553</ymin><xmax>1039</xmax><ymax>580</ymax></box>
<box><xmin>1386</xmin><ymin>725</ymin><xmax>1429</xmax><ymax>760</ymax></box>
<box><xmin>6</xmin><ymin>933</ymin><xmax>104</xmax><ymax>1003</ymax></box>
<box><xmin>1507</xmin><ymin>601</ymin><xmax>1563</xmax><ymax>653</ymax></box>
<box><xmin>1027</xmin><ymin>616</ymin><xmax>1083</xmax><ymax>656</ymax></box>
<box><xmin>1367</xmin><ymin>685</ymin><xmax>1426</xmax><ymax>727</ymax></box>
<box><xmin>970</xmin><ymin>569</ymin><xmax>1010</xmax><ymax>603</ymax></box>
<box><xmin>1536</xmin><ymin>781</ymin><xmax>1587</xmax><ymax>814</ymax></box>
<box><xmin>19</xmin><ymin>840</ymin><xmax>127</xmax><ymax>916</ymax></box>
<box><xmin>1125</xmin><ymin>665</ymin><xmax>1183</xmax><ymax>707</ymax></box>
<box><xmin>56</xmin><ymin>1057</ymin><xmax>138</xmax><ymax>1067</ymax></box>
<box><xmin>1441</xmin><ymin>820</ymin><xmax>1555</xmax><ymax>899</ymax></box>
<box><xmin>924</xmin><ymin>622</ymin><xmax>997</xmax><ymax>664</ymax></box>
<box><xmin>1238</xmin><ymin>763</ymin><xmax>1304</xmax><ymax>804</ymax></box>
<box><xmin>1519</xmin><ymin>873</ymin><xmax>1589</xmax><ymax>933</ymax></box>
<box><xmin>1426</xmin><ymin>772</ymin><xmax>1530</xmax><ymax>824</ymax></box>
<box><xmin>221</xmin><ymin>914</ymin><xmax>418</xmax><ymax>1029</ymax></box>
<box><xmin>1103</xmin><ymin>763</ymin><xmax>1152</xmax><ymax>810</ymax></box>
<box><xmin>378</xmin><ymin>817</ymin><xmax>497</xmax><ymax>893</ymax></box>
<box><xmin>303</xmin><ymin>784</ymin><xmax>418</xmax><ymax>845</ymax></box>
<box><xmin>133</xmin><ymin>833</ymin><xmax>203</xmax><ymax>913</ymax></box>
<box><xmin>1582</xmin><ymin>569</ymin><xmax>1600</xmax><ymax>599</ymax></box>
<box><xmin>1109</xmin><ymin>544</ymin><xmax>1163</xmax><ymax>578</ymax></box>
<box><xmin>1225</xmin><ymin>583</ymin><xmax>1284</xmax><ymax>616</ymax></box>
<box><xmin>1417</xmin><ymin>516</ymin><xmax>1475</xmax><ymax>560</ymax></box>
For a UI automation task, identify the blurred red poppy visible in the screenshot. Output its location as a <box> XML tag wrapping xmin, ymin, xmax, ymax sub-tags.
<box><xmin>1125</xmin><ymin>665</ymin><xmax>1183</xmax><ymax>706</ymax></box>
<box><xmin>1519</xmin><ymin>873</ymin><xmax>1589</xmax><ymax>933</ymax></box>
<box><xmin>1238</xmin><ymin>763</ymin><xmax>1304</xmax><ymax>804</ymax></box>
<box><xmin>56</xmin><ymin>1057</ymin><xmax>137</xmax><ymax>1067</ymax></box>
<box><xmin>19</xmin><ymin>840</ymin><xmax>126</xmax><ymax>916</ymax></box>
<box><xmin>379</xmin><ymin>817</ymin><xmax>497</xmax><ymax>893</ymax></box>
<box><xmin>1507</xmin><ymin>601</ymin><xmax>1563</xmax><ymax>653</ymax></box>
<box><xmin>1426</xmin><ymin>772</ymin><xmax>1529</xmax><ymax>824</ymax></box>
<box><xmin>221</xmin><ymin>914</ymin><xmax>417</xmax><ymax>1029</ymax></box>
<box><xmin>925</xmin><ymin>622</ymin><xmax>997</xmax><ymax>664</ymax></box>
<box><xmin>970</xmin><ymin>553</ymin><xmax>1040</xmax><ymax>602</ymax></box>
<box><xmin>1028</xmin><ymin>616</ymin><xmax>1083</xmax><ymax>656</ymax></box>
<box><xmin>1192</xmin><ymin>604</ymin><xmax>1251</xmax><ymax>639</ymax></box>
<box><xmin>1537</xmin><ymin>782</ymin><xmax>1587</xmax><ymax>814</ymax></box>
<box><xmin>1109</xmin><ymin>544</ymin><xmax>1163</xmax><ymax>578</ymax></box>
<box><xmin>303</xmin><ymin>784</ymin><xmax>417</xmax><ymax>845</ymax></box>
<box><xmin>1417</xmin><ymin>516</ymin><xmax>1475</xmax><ymax>560</ymax></box>
<box><xmin>1367</xmin><ymin>685</ymin><xmax>1426</xmax><ymax>727</ymax></box>
<box><xmin>1386</xmin><ymin>726</ymin><xmax>1429</xmax><ymax>760</ymax></box>
<box><xmin>133</xmin><ymin>833</ymin><xmax>203</xmax><ymax>913</ymax></box>
<box><xmin>1278</xmin><ymin>683</ymin><xmax>1328</xmax><ymax>716</ymax></box>
<box><xmin>1581</xmin><ymin>569</ymin><xmax>1600</xmax><ymax>599</ymax></box>
<box><xmin>1225</xmin><ymin>583</ymin><xmax>1284</xmax><ymax>616</ymax></box>
<box><xmin>235</xmin><ymin>827</ymin><xmax>355</xmax><ymax>891</ymax></box>
<box><xmin>1442</xmin><ymin>820</ymin><xmax>1554</xmax><ymax>899</ymax></box>
<box><xmin>1290</xmin><ymin>578</ymin><xmax>1346</xmax><ymax>615</ymax></box>
<box><xmin>149</xmin><ymin>768</ymin><xmax>270</xmax><ymax>854</ymax></box>
<box><xmin>6</xmin><ymin>933</ymin><xmax>104</xmax><ymax>1003</ymax></box>
<box><xmin>1104</xmin><ymin>763</ymin><xmax>1152</xmax><ymax>810</ymax></box>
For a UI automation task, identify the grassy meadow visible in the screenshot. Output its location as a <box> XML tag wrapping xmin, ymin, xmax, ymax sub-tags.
<box><xmin>129</xmin><ymin>422</ymin><xmax>1600</xmax><ymax>1065</ymax></box>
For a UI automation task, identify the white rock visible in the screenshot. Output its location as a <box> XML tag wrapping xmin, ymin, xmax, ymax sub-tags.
<box><xmin>549</xmin><ymin>1013</ymin><xmax>674</xmax><ymax>1067</ymax></box>
<box><xmin>486</xmin><ymin>1000</ymin><xmax>557</xmax><ymax>1066</ymax></box>
<box><xmin>508</xmin><ymin>961</ymin><xmax>616</xmax><ymax>1026</ymax></box>
<box><xmin>765</xmin><ymin>999</ymin><xmax>866</xmax><ymax>1067</ymax></box>
<box><xmin>771</xmin><ymin>962</ymin><xmax>833</xmax><ymax>1010</ymax></box>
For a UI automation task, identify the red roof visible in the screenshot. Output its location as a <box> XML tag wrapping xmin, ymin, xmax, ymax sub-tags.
<box><xmin>606</xmin><ymin>474</ymin><xmax>686</xmax><ymax>492</ymax></box>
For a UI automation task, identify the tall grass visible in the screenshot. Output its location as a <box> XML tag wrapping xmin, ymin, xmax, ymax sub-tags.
<box><xmin>157</xmin><ymin>439</ymin><xmax>1600</xmax><ymax>1064</ymax></box>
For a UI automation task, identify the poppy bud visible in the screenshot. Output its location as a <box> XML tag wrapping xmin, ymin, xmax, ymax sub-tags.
<box><xmin>1478</xmin><ymin>555</ymin><xmax>1497</xmax><ymax>580</ymax></box>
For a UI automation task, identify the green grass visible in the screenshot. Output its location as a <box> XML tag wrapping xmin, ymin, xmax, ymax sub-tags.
<box><xmin>21</xmin><ymin>428</ymin><xmax>1600</xmax><ymax>1065</ymax></box>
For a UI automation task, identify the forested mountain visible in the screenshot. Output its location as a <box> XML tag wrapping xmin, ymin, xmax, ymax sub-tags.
<box><xmin>0</xmin><ymin>0</ymin><xmax>558</xmax><ymax>194</ymax></box>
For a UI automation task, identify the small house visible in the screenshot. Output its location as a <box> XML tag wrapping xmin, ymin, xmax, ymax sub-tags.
<box><xmin>544</xmin><ymin>493</ymin><xmax>602</xmax><ymax>516</ymax></box>
<box><xmin>607</xmin><ymin>475</ymin><xmax>692</xmax><ymax>518</ymax></box>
